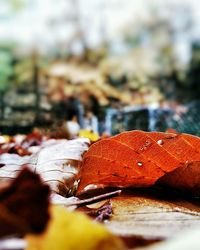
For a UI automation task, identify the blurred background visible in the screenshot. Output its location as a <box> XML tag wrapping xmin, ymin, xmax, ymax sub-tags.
<box><xmin>1</xmin><ymin>0</ymin><xmax>200</xmax><ymax>138</ymax></box>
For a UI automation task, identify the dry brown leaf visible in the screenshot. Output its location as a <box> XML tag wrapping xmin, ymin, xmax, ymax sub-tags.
<box><xmin>104</xmin><ymin>189</ymin><xmax>200</xmax><ymax>248</ymax></box>
<box><xmin>0</xmin><ymin>167</ymin><xmax>50</xmax><ymax>237</ymax></box>
<box><xmin>0</xmin><ymin>138</ymin><xmax>90</xmax><ymax>196</ymax></box>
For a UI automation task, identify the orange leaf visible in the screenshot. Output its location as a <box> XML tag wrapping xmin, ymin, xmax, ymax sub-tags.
<box><xmin>77</xmin><ymin>131</ymin><xmax>200</xmax><ymax>195</ymax></box>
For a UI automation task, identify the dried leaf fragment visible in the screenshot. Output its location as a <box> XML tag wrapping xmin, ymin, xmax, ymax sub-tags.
<box><xmin>0</xmin><ymin>167</ymin><xmax>50</xmax><ymax>237</ymax></box>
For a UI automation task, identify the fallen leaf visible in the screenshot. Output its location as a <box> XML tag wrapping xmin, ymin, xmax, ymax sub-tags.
<box><xmin>0</xmin><ymin>167</ymin><xmax>50</xmax><ymax>237</ymax></box>
<box><xmin>0</xmin><ymin>138</ymin><xmax>90</xmax><ymax>196</ymax></box>
<box><xmin>26</xmin><ymin>205</ymin><xmax>124</xmax><ymax>250</ymax></box>
<box><xmin>105</xmin><ymin>189</ymin><xmax>200</xmax><ymax>248</ymax></box>
<box><xmin>77</xmin><ymin>131</ymin><xmax>200</xmax><ymax>195</ymax></box>
<box><xmin>78</xmin><ymin>200</ymin><xmax>113</xmax><ymax>222</ymax></box>
<box><xmin>0</xmin><ymin>142</ymin><xmax>31</xmax><ymax>156</ymax></box>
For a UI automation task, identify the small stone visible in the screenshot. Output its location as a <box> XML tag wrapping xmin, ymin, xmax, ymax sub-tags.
<box><xmin>137</xmin><ymin>162</ymin><xmax>143</xmax><ymax>167</ymax></box>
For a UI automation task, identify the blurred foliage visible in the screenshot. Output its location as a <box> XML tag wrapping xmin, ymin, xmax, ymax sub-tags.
<box><xmin>10</xmin><ymin>0</ymin><xmax>25</xmax><ymax>11</ymax></box>
<box><xmin>14</xmin><ymin>58</ymin><xmax>34</xmax><ymax>85</ymax></box>
<box><xmin>186</xmin><ymin>42</ymin><xmax>200</xmax><ymax>101</ymax></box>
<box><xmin>0</xmin><ymin>0</ymin><xmax>26</xmax><ymax>12</ymax></box>
<box><xmin>0</xmin><ymin>50</ymin><xmax>13</xmax><ymax>92</ymax></box>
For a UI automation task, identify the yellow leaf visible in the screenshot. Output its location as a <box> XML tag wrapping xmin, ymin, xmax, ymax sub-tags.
<box><xmin>79</xmin><ymin>130</ymin><xmax>99</xmax><ymax>142</ymax></box>
<box><xmin>26</xmin><ymin>205</ymin><xmax>124</xmax><ymax>250</ymax></box>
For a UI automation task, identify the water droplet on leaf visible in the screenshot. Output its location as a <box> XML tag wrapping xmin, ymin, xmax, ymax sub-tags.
<box><xmin>137</xmin><ymin>162</ymin><xmax>143</xmax><ymax>167</ymax></box>
<box><xmin>157</xmin><ymin>140</ymin><xmax>164</xmax><ymax>145</ymax></box>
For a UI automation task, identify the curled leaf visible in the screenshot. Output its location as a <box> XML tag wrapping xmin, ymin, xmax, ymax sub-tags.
<box><xmin>79</xmin><ymin>200</ymin><xmax>113</xmax><ymax>222</ymax></box>
<box><xmin>77</xmin><ymin>131</ymin><xmax>200</xmax><ymax>195</ymax></box>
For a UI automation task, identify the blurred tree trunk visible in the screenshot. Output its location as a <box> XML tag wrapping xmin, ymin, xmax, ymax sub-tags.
<box><xmin>0</xmin><ymin>90</ymin><xmax>5</xmax><ymax>120</ymax></box>
<box><xmin>32</xmin><ymin>54</ymin><xmax>40</xmax><ymax>125</ymax></box>
<box><xmin>34</xmin><ymin>64</ymin><xmax>40</xmax><ymax>120</ymax></box>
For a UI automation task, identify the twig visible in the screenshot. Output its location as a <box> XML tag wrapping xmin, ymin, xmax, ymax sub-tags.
<box><xmin>55</xmin><ymin>190</ymin><xmax>121</xmax><ymax>207</ymax></box>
